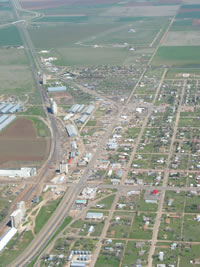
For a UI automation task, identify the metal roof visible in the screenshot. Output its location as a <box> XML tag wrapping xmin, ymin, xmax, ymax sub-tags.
<box><xmin>0</xmin><ymin>115</ymin><xmax>8</xmax><ymax>124</ymax></box>
<box><xmin>8</xmin><ymin>103</ymin><xmax>21</xmax><ymax>114</ymax></box>
<box><xmin>0</xmin><ymin>115</ymin><xmax>16</xmax><ymax>131</ymax></box>
<box><xmin>48</xmin><ymin>86</ymin><xmax>67</xmax><ymax>92</ymax></box>
<box><xmin>0</xmin><ymin>103</ymin><xmax>14</xmax><ymax>114</ymax></box>
<box><xmin>66</xmin><ymin>124</ymin><xmax>78</xmax><ymax>137</ymax></box>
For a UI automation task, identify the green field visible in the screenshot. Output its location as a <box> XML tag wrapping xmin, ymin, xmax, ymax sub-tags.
<box><xmin>34</xmin><ymin>198</ymin><xmax>61</xmax><ymax>234</ymax></box>
<box><xmin>0</xmin><ymin>26</ymin><xmax>22</xmax><ymax>46</ymax></box>
<box><xmin>153</xmin><ymin>46</ymin><xmax>200</xmax><ymax>67</ymax></box>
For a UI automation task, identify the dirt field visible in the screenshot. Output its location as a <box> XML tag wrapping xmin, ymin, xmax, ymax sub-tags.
<box><xmin>0</xmin><ymin>118</ymin><xmax>50</xmax><ymax>167</ymax></box>
<box><xmin>162</xmin><ymin>31</ymin><xmax>200</xmax><ymax>46</ymax></box>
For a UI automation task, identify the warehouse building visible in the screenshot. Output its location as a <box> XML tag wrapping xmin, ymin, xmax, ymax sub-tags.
<box><xmin>0</xmin><ymin>115</ymin><xmax>16</xmax><ymax>132</ymax></box>
<box><xmin>69</xmin><ymin>104</ymin><xmax>80</xmax><ymax>114</ymax></box>
<box><xmin>0</xmin><ymin>167</ymin><xmax>36</xmax><ymax>178</ymax></box>
<box><xmin>48</xmin><ymin>86</ymin><xmax>67</xmax><ymax>93</ymax></box>
<box><xmin>77</xmin><ymin>104</ymin><xmax>85</xmax><ymax>113</ymax></box>
<box><xmin>0</xmin><ymin>103</ymin><xmax>13</xmax><ymax>114</ymax></box>
<box><xmin>0</xmin><ymin>115</ymin><xmax>8</xmax><ymax>124</ymax></box>
<box><xmin>8</xmin><ymin>103</ymin><xmax>22</xmax><ymax>114</ymax></box>
<box><xmin>82</xmin><ymin>105</ymin><xmax>95</xmax><ymax>115</ymax></box>
<box><xmin>78</xmin><ymin>114</ymin><xmax>89</xmax><ymax>124</ymax></box>
<box><xmin>0</xmin><ymin>227</ymin><xmax>17</xmax><ymax>252</ymax></box>
<box><xmin>86</xmin><ymin>212</ymin><xmax>103</xmax><ymax>220</ymax></box>
<box><xmin>66</xmin><ymin>124</ymin><xmax>78</xmax><ymax>137</ymax></box>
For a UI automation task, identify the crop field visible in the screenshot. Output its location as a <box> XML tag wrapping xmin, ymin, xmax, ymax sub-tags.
<box><xmin>153</xmin><ymin>46</ymin><xmax>200</xmax><ymax>67</ymax></box>
<box><xmin>0</xmin><ymin>118</ymin><xmax>50</xmax><ymax>167</ymax></box>
<box><xmin>0</xmin><ymin>26</ymin><xmax>22</xmax><ymax>46</ymax></box>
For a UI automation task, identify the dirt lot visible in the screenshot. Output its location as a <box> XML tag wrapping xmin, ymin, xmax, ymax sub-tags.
<box><xmin>0</xmin><ymin>118</ymin><xmax>50</xmax><ymax>167</ymax></box>
<box><xmin>162</xmin><ymin>31</ymin><xmax>200</xmax><ymax>46</ymax></box>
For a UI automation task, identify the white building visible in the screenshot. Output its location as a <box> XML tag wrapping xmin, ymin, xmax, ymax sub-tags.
<box><xmin>50</xmin><ymin>99</ymin><xmax>57</xmax><ymax>114</ymax></box>
<box><xmin>0</xmin><ymin>168</ymin><xmax>36</xmax><ymax>178</ymax></box>
<box><xmin>0</xmin><ymin>227</ymin><xmax>17</xmax><ymax>252</ymax></box>
<box><xmin>59</xmin><ymin>161</ymin><xmax>68</xmax><ymax>174</ymax></box>
<box><xmin>86</xmin><ymin>212</ymin><xmax>103</xmax><ymax>220</ymax></box>
<box><xmin>10</xmin><ymin>201</ymin><xmax>26</xmax><ymax>228</ymax></box>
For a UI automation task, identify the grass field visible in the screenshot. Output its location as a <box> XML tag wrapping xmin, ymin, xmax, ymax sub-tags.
<box><xmin>0</xmin><ymin>230</ymin><xmax>34</xmax><ymax>266</ymax></box>
<box><xmin>153</xmin><ymin>46</ymin><xmax>200</xmax><ymax>67</ymax></box>
<box><xmin>34</xmin><ymin>198</ymin><xmax>62</xmax><ymax>234</ymax></box>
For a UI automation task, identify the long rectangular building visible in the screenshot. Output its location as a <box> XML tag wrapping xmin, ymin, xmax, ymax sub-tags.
<box><xmin>66</xmin><ymin>124</ymin><xmax>78</xmax><ymax>137</ymax></box>
<box><xmin>0</xmin><ymin>115</ymin><xmax>16</xmax><ymax>131</ymax></box>
<box><xmin>0</xmin><ymin>115</ymin><xmax>8</xmax><ymax>124</ymax></box>
<box><xmin>0</xmin><ymin>103</ymin><xmax>13</xmax><ymax>114</ymax></box>
<box><xmin>48</xmin><ymin>86</ymin><xmax>67</xmax><ymax>93</ymax></box>
<box><xmin>0</xmin><ymin>167</ymin><xmax>37</xmax><ymax>178</ymax></box>
<box><xmin>8</xmin><ymin>104</ymin><xmax>21</xmax><ymax>114</ymax></box>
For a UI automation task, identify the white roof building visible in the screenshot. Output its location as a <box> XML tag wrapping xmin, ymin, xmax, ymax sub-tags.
<box><xmin>0</xmin><ymin>168</ymin><xmax>36</xmax><ymax>178</ymax></box>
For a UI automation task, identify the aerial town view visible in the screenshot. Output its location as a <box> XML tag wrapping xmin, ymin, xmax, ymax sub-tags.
<box><xmin>0</xmin><ymin>0</ymin><xmax>200</xmax><ymax>266</ymax></box>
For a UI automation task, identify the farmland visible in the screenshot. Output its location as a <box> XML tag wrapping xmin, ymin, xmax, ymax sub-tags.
<box><xmin>0</xmin><ymin>118</ymin><xmax>50</xmax><ymax>167</ymax></box>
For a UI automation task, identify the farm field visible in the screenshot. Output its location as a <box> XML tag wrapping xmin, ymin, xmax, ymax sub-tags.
<box><xmin>153</xmin><ymin>46</ymin><xmax>200</xmax><ymax>66</ymax></box>
<box><xmin>0</xmin><ymin>118</ymin><xmax>50</xmax><ymax>167</ymax></box>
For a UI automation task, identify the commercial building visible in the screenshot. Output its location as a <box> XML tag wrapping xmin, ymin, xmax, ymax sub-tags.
<box><xmin>86</xmin><ymin>212</ymin><xmax>103</xmax><ymax>220</ymax></box>
<box><xmin>0</xmin><ymin>167</ymin><xmax>36</xmax><ymax>178</ymax></box>
<box><xmin>48</xmin><ymin>86</ymin><xmax>67</xmax><ymax>93</ymax></box>
<box><xmin>66</xmin><ymin>124</ymin><xmax>78</xmax><ymax>137</ymax></box>
<box><xmin>0</xmin><ymin>115</ymin><xmax>16</xmax><ymax>132</ymax></box>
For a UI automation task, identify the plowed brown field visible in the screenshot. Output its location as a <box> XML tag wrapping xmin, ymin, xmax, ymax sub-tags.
<box><xmin>0</xmin><ymin>118</ymin><xmax>50</xmax><ymax>167</ymax></box>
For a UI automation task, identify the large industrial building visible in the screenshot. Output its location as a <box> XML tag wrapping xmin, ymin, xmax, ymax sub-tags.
<box><xmin>10</xmin><ymin>201</ymin><xmax>26</xmax><ymax>228</ymax></box>
<box><xmin>48</xmin><ymin>86</ymin><xmax>67</xmax><ymax>93</ymax></box>
<box><xmin>0</xmin><ymin>167</ymin><xmax>36</xmax><ymax>178</ymax></box>
<box><xmin>78</xmin><ymin>114</ymin><xmax>89</xmax><ymax>124</ymax></box>
<box><xmin>0</xmin><ymin>102</ymin><xmax>22</xmax><ymax>114</ymax></box>
<box><xmin>69</xmin><ymin>104</ymin><xmax>85</xmax><ymax>114</ymax></box>
<box><xmin>66</xmin><ymin>124</ymin><xmax>78</xmax><ymax>137</ymax></box>
<box><xmin>82</xmin><ymin>105</ymin><xmax>95</xmax><ymax>115</ymax></box>
<box><xmin>0</xmin><ymin>227</ymin><xmax>17</xmax><ymax>252</ymax></box>
<box><xmin>0</xmin><ymin>115</ymin><xmax>16</xmax><ymax>132</ymax></box>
